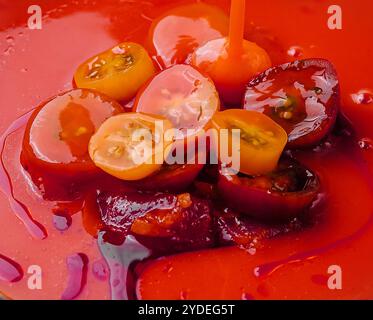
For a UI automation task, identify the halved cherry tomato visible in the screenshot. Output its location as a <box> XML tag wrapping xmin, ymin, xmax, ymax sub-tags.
<box><xmin>74</xmin><ymin>42</ymin><xmax>155</xmax><ymax>101</ymax></box>
<box><xmin>135</xmin><ymin>65</ymin><xmax>220</xmax><ymax>139</ymax></box>
<box><xmin>129</xmin><ymin>163</ymin><xmax>204</xmax><ymax>192</ymax></box>
<box><xmin>192</xmin><ymin>38</ymin><xmax>271</xmax><ymax>106</ymax></box>
<box><xmin>147</xmin><ymin>3</ymin><xmax>229</xmax><ymax>68</ymax></box>
<box><xmin>210</xmin><ymin>109</ymin><xmax>287</xmax><ymax>176</ymax></box>
<box><xmin>22</xmin><ymin>89</ymin><xmax>123</xmax><ymax>177</ymax></box>
<box><xmin>244</xmin><ymin>59</ymin><xmax>340</xmax><ymax>148</ymax></box>
<box><xmin>89</xmin><ymin>113</ymin><xmax>173</xmax><ymax>181</ymax></box>
<box><xmin>217</xmin><ymin>158</ymin><xmax>320</xmax><ymax>221</ymax></box>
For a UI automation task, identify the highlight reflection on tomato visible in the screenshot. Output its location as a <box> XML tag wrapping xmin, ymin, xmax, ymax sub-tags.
<box><xmin>147</xmin><ymin>3</ymin><xmax>229</xmax><ymax>68</ymax></box>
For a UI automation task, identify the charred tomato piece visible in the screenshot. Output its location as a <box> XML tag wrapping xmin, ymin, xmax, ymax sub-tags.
<box><xmin>97</xmin><ymin>192</ymin><xmax>214</xmax><ymax>253</ymax></box>
<box><xmin>217</xmin><ymin>209</ymin><xmax>303</xmax><ymax>249</ymax></box>
<box><xmin>217</xmin><ymin>158</ymin><xmax>320</xmax><ymax>221</ymax></box>
<box><xmin>244</xmin><ymin>59</ymin><xmax>340</xmax><ymax>148</ymax></box>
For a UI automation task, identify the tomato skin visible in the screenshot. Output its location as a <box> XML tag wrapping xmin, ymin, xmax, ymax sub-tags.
<box><xmin>128</xmin><ymin>163</ymin><xmax>204</xmax><ymax>192</ymax></box>
<box><xmin>22</xmin><ymin>89</ymin><xmax>123</xmax><ymax>178</ymax></box>
<box><xmin>135</xmin><ymin>64</ymin><xmax>220</xmax><ymax>140</ymax></box>
<box><xmin>210</xmin><ymin>109</ymin><xmax>288</xmax><ymax>176</ymax></box>
<box><xmin>217</xmin><ymin>159</ymin><xmax>320</xmax><ymax>221</ymax></box>
<box><xmin>74</xmin><ymin>42</ymin><xmax>155</xmax><ymax>102</ymax></box>
<box><xmin>147</xmin><ymin>3</ymin><xmax>229</xmax><ymax>68</ymax></box>
<box><xmin>244</xmin><ymin>59</ymin><xmax>340</xmax><ymax>148</ymax></box>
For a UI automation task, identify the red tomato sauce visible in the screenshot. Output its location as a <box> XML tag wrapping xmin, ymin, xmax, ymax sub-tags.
<box><xmin>0</xmin><ymin>0</ymin><xmax>373</xmax><ymax>300</ymax></box>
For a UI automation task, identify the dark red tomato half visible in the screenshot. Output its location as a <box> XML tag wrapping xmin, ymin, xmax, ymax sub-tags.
<box><xmin>244</xmin><ymin>59</ymin><xmax>340</xmax><ymax>148</ymax></box>
<box><xmin>128</xmin><ymin>163</ymin><xmax>204</xmax><ymax>192</ymax></box>
<box><xmin>22</xmin><ymin>89</ymin><xmax>123</xmax><ymax>177</ymax></box>
<box><xmin>217</xmin><ymin>208</ymin><xmax>303</xmax><ymax>249</ymax></box>
<box><xmin>217</xmin><ymin>158</ymin><xmax>320</xmax><ymax>221</ymax></box>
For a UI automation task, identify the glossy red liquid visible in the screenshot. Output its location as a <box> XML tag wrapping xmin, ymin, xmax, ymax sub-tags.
<box><xmin>0</xmin><ymin>0</ymin><xmax>373</xmax><ymax>300</ymax></box>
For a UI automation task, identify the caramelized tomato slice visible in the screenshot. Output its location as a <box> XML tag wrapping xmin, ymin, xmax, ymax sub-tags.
<box><xmin>244</xmin><ymin>59</ymin><xmax>340</xmax><ymax>148</ymax></box>
<box><xmin>74</xmin><ymin>42</ymin><xmax>155</xmax><ymax>101</ymax></box>
<box><xmin>217</xmin><ymin>158</ymin><xmax>320</xmax><ymax>221</ymax></box>
<box><xmin>135</xmin><ymin>65</ymin><xmax>220</xmax><ymax>139</ymax></box>
<box><xmin>98</xmin><ymin>192</ymin><xmax>214</xmax><ymax>254</ymax></box>
<box><xmin>89</xmin><ymin>113</ymin><xmax>173</xmax><ymax>181</ymax></box>
<box><xmin>148</xmin><ymin>3</ymin><xmax>229</xmax><ymax>68</ymax></box>
<box><xmin>210</xmin><ymin>109</ymin><xmax>287</xmax><ymax>176</ymax></box>
<box><xmin>22</xmin><ymin>89</ymin><xmax>123</xmax><ymax>177</ymax></box>
<box><xmin>129</xmin><ymin>163</ymin><xmax>204</xmax><ymax>192</ymax></box>
<box><xmin>217</xmin><ymin>209</ymin><xmax>303</xmax><ymax>249</ymax></box>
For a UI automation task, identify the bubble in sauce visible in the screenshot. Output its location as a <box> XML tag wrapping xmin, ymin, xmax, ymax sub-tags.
<box><xmin>180</xmin><ymin>290</ymin><xmax>188</xmax><ymax>300</ymax></box>
<box><xmin>358</xmin><ymin>138</ymin><xmax>373</xmax><ymax>150</ymax></box>
<box><xmin>241</xmin><ymin>292</ymin><xmax>255</xmax><ymax>300</ymax></box>
<box><xmin>3</xmin><ymin>46</ymin><xmax>14</xmax><ymax>56</ymax></box>
<box><xmin>53</xmin><ymin>212</ymin><xmax>72</xmax><ymax>232</ymax></box>
<box><xmin>92</xmin><ymin>260</ymin><xmax>109</xmax><ymax>281</ymax></box>
<box><xmin>287</xmin><ymin>46</ymin><xmax>303</xmax><ymax>58</ymax></box>
<box><xmin>162</xmin><ymin>263</ymin><xmax>174</xmax><ymax>274</ymax></box>
<box><xmin>5</xmin><ymin>36</ymin><xmax>14</xmax><ymax>44</ymax></box>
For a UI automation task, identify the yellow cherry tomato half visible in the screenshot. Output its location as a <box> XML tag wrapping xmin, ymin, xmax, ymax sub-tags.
<box><xmin>89</xmin><ymin>113</ymin><xmax>173</xmax><ymax>181</ymax></box>
<box><xmin>210</xmin><ymin>109</ymin><xmax>288</xmax><ymax>176</ymax></box>
<box><xmin>74</xmin><ymin>42</ymin><xmax>156</xmax><ymax>101</ymax></box>
<box><xmin>134</xmin><ymin>64</ymin><xmax>220</xmax><ymax>139</ymax></box>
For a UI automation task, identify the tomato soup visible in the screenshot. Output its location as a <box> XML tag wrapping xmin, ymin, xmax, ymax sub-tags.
<box><xmin>0</xmin><ymin>0</ymin><xmax>373</xmax><ymax>300</ymax></box>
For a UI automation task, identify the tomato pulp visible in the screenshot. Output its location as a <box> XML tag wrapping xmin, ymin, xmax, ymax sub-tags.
<box><xmin>0</xmin><ymin>0</ymin><xmax>373</xmax><ymax>300</ymax></box>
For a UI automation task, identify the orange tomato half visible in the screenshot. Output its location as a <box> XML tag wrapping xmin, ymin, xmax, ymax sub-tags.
<box><xmin>210</xmin><ymin>109</ymin><xmax>287</xmax><ymax>176</ymax></box>
<box><xmin>89</xmin><ymin>113</ymin><xmax>173</xmax><ymax>181</ymax></box>
<box><xmin>74</xmin><ymin>42</ymin><xmax>155</xmax><ymax>101</ymax></box>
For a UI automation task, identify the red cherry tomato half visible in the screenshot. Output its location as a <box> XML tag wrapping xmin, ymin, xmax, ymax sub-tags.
<box><xmin>129</xmin><ymin>163</ymin><xmax>204</xmax><ymax>192</ymax></box>
<box><xmin>134</xmin><ymin>64</ymin><xmax>220</xmax><ymax>139</ymax></box>
<box><xmin>147</xmin><ymin>3</ymin><xmax>229</xmax><ymax>68</ymax></box>
<box><xmin>217</xmin><ymin>158</ymin><xmax>320</xmax><ymax>221</ymax></box>
<box><xmin>22</xmin><ymin>89</ymin><xmax>123</xmax><ymax>177</ymax></box>
<box><xmin>244</xmin><ymin>59</ymin><xmax>340</xmax><ymax>148</ymax></box>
